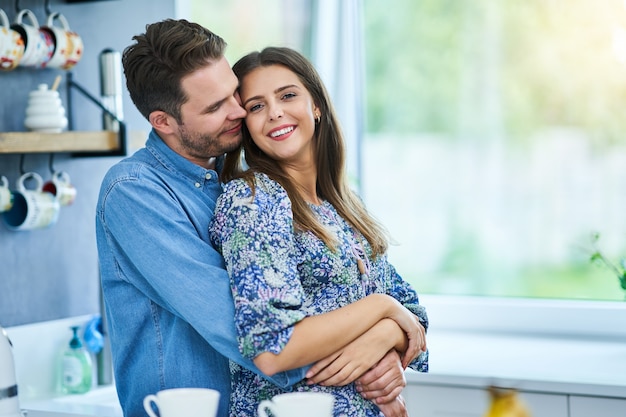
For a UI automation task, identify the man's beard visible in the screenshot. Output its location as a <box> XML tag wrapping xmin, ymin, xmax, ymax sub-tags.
<box><xmin>178</xmin><ymin>125</ymin><xmax>241</xmax><ymax>160</ymax></box>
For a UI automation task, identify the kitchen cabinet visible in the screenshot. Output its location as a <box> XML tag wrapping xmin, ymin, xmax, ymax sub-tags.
<box><xmin>403</xmin><ymin>385</ymin><xmax>568</xmax><ymax>417</ymax></box>
<box><xmin>401</xmin><ymin>330</ymin><xmax>626</xmax><ymax>417</ymax></box>
<box><xmin>569</xmin><ymin>396</ymin><xmax>626</xmax><ymax>417</ymax></box>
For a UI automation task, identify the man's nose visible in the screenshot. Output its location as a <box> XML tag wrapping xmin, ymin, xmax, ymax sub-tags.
<box><xmin>228</xmin><ymin>97</ymin><xmax>247</xmax><ymax>119</ymax></box>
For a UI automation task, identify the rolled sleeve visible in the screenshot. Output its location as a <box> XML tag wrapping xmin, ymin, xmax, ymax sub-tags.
<box><xmin>211</xmin><ymin>175</ymin><xmax>308</xmax><ymax>360</ymax></box>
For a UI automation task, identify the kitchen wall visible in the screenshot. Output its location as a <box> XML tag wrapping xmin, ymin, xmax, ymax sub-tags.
<box><xmin>0</xmin><ymin>0</ymin><xmax>175</xmax><ymax>326</ymax></box>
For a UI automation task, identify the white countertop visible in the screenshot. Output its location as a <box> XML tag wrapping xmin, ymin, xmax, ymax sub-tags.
<box><xmin>21</xmin><ymin>386</ymin><xmax>122</xmax><ymax>417</ymax></box>
<box><xmin>405</xmin><ymin>329</ymin><xmax>626</xmax><ymax>398</ymax></box>
<box><xmin>9</xmin><ymin>315</ymin><xmax>626</xmax><ymax>417</ymax></box>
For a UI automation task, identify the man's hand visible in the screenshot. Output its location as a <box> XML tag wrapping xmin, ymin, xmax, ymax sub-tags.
<box><xmin>376</xmin><ymin>394</ymin><xmax>408</xmax><ymax>417</ymax></box>
<box><xmin>356</xmin><ymin>349</ymin><xmax>406</xmax><ymax>404</ymax></box>
<box><xmin>305</xmin><ymin>319</ymin><xmax>400</xmax><ymax>386</ymax></box>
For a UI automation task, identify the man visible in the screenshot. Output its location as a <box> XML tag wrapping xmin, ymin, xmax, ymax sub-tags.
<box><xmin>96</xmin><ymin>19</ymin><xmax>411</xmax><ymax>417</ymax></box>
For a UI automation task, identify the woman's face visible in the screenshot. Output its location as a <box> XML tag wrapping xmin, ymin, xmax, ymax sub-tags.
<box><xmin>239</xmin><ymin>64</ymin><xmax>319</xmax><ymax>169</ymax></box>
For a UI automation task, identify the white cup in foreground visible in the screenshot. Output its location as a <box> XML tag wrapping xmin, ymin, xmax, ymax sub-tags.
<box><xmin>2</xmin><ymin>172</ymin><xmax>60</xmax><ymax>231</ymax></box>
<box><xmin>143</xmin><ymin>388</ymin><xmax>220</xmax><ymax>417</ymax></box>
<box><xmin>258</xmin><ymin>392</ymin><xmax>334</xmax><ymax>417</ymax></box>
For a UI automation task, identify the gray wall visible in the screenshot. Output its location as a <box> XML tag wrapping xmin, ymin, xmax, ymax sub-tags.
<box><xmin>0</xmin><ymin>0</ymin><xmax>174</xmax><ymax>326</ymax></box>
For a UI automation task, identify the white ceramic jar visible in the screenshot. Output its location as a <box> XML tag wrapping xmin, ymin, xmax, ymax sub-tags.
<box><xmin>24</xmin><ymin>83</ymin><xmax>68</xmax><ymax>133</ymax></box>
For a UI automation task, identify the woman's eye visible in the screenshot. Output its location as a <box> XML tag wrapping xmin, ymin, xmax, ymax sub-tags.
<box><xmin>282</xmin><ymin>92</ymin><xmax>297</xmax><ymax>100</ymax></box>
<box><xmin>249</xmin><ymin>103</ymin><xmax>263</xmax><ymax>112</ymax></box>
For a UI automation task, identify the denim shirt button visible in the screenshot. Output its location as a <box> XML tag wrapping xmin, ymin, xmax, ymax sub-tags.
<box><xmin>194</xmin><ymin>182</ymin><xmax>201</xmax><ymax>188</ymax></box>
<box><xmin>205</xmin><ymin>173</ymin><xmax>212</xmax><ymax>180</ymax></box>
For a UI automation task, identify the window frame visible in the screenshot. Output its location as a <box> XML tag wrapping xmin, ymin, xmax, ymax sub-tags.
<box><xmin>178</xmin><ymin>0</ymin><xmax>626</xmax><ymax>341</ymax></box>
<box><xmin>423</xmin><ymin>294</ymin><xmax>626</xmax><ymax>339</ymax></box>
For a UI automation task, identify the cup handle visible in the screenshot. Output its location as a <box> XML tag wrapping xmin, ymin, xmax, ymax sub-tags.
<box><xmin>53</xmin><ymin>170</ymin><xmax>71</xmax><ymax>185</ymax></box>
<box><xmin>143</xmin><ymin>395</ymin><xmax>159</xmax><ymax>417</ymax></box>
<box><xmin>0</xmin><ymin>9</ymin><xmax>9</xmax><ymax>27</ymax></box>
<box><xmin>0</xmin><ymin>176</ymin><xmax>8</xmax><ymax>188</ymax></box>
<box><xmin>16</xmin><ymin>9</ymin><xmax>39</xmax><ymax>28</ymax></box>
<box><xmin>257</xmin><ymin>400</ymin><xmax>275</xmax><ymax>417</ymax></box>
<box><xmin>17</xmin><ymin>172</ymin><xmax>43</xmax><ymax>193</ymax></box>
<box><xmin>46</xmin><ymin>11</ymin><xmax>70</xmax><ymax>30</ymax></box>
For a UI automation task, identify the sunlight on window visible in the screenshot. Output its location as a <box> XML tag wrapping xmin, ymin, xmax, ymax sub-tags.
<box><xmin>183</xmin><ymin>0</ymin><xmax>626</xmax><ymax>303</ymax></box>
<box><xmin>362</xmin><ymin>0</ymin><xmax>626</xmax><ymax>301</ymax></box>
<box><xmin>186</xmin><ymin>0</ymin><xmax>309</xmax><ymax>64</ymax></box>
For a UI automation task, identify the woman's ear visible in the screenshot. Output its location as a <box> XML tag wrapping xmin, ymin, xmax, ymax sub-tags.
<box><xmin>313</xmin><ymin>104</ymin><xmax>321</xmax><ymax>122</ymax></box>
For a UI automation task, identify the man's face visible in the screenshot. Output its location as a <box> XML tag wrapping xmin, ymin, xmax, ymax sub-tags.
<box><xmin>170</xmin><ymin>56</ymin><xmax>247</xmax><ymax>166</ymax></box>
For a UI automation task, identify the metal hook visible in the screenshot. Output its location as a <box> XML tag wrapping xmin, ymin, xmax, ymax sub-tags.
<box><xmin>44</xmin><ymin>0</ymin><xmax>52</xmax><ymax>16</ymax></box>
<box><xmin>15</xmin><ymin>0</ymin><xmax>21</xmax><ymax>13</ymax></box>
<box><xmin>19</xmin><ymin>154</ymin><xmax>26</xmax><ymax>175</ymax></box>
<box><xmin>48</xmin><ymin>153</ymin><xmax>56</xmax><ymax>174</ymax></box>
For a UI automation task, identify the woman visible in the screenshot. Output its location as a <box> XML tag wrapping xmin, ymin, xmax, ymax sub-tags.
<box><xmin>209</xmin><ymin>47</ymin><xmax>428</xmax><ymax>417</ymax></box>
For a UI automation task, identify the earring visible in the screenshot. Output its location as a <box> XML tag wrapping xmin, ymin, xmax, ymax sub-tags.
<box><xmin>315</xmin><ymin>112</ymin><xmax>321</xmax><ymax>123</ymax></box>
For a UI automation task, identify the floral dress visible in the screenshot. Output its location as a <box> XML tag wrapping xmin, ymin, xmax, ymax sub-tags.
<box><xmin>209</xmin><ymin>172</ymin><xmax>428</xmax><ymax>417</ymax></box>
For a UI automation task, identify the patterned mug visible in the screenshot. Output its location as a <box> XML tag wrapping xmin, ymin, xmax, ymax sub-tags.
<box><xmin>42</xmin><ymin>12</ymin><xmax>82</xmax><ymax>70</ymax></box>
<box><xmin>11</xmin><ymin>9</ymin><xmax>52</xmax><ymax>67</ymax></box>
<box><xmin>0</xmin><ymin>9</ymin><xmax>24</xmax><ymax>70</ymax></box>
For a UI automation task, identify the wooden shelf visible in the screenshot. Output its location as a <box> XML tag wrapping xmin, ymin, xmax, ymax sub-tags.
<box><xmin>0</xmin><ymin>131</ymin><xmax>121</xmax><ymax>154</ymax></box>
<box><xmin>0</xmin><ymin>131</ymin><xmax>122</xmax><ymax>154</ymax></box>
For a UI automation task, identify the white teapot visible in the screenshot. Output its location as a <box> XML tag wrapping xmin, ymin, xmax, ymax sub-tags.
<box><xmin>24</xmin><ymin>83</ymin><xmax>68</xmax><ymax>133</ymax></box>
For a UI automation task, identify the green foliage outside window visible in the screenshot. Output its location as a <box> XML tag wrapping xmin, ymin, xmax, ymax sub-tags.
<box><xmin>362</xmin><ymin>0</ymin><xmax>626</xmax><ymax>301</ymax></box>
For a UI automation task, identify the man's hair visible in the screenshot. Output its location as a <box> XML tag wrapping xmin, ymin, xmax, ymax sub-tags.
<box><xmin>122</xmin><ymin>19</ymin><xmax>226</xmax><ymax>123</ymax></box>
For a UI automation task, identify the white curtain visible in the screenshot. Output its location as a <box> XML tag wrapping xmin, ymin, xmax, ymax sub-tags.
<box><xmin>310</xmin><ymin>0</ymin><xmax>365</xmax><ymax>191</ymax></box>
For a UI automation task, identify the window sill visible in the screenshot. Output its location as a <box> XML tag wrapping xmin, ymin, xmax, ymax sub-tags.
<box><xmin>411</xmin><ymin>295</ymin><xmax>626</xmax><ymax>398</ymax></box>
<box><xmin>420</xmin><ymin>294</ymin><xmax>626</xmax><ymax>339</ymax></box>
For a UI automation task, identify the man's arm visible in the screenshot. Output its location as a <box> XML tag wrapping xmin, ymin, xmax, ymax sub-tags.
<box><xmin>99</xmin><ymin>174</ymin><xmax>307</xmax><ymax>388</ymax></box>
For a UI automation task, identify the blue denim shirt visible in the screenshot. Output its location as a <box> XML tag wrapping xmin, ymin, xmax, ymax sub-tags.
<box><xmin>95</xmin><ymin>130</ymin><xmax>307</xmax><ymax>417</ymax></box>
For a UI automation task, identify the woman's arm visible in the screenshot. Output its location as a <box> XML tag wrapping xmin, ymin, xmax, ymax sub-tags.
<box><xmin>211</xmin><ymin>177</ymin><xmax>424</xmax><ymax>376</ymax></box>
<box><xmin>254</xmin><ymin>295</ymin><xmax>423</xmax><ymax>376</ymax></box>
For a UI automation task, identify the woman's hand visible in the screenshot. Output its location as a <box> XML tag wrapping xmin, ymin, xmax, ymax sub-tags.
<box><xmin>305</xmin><ymin>319</ymin><xmax>401</xmax><ymax>386</ymax></box>
<box><xmin>384</xmin><ymin>297</ymin><xmax>427</xmax><ymax>368</ymax></box>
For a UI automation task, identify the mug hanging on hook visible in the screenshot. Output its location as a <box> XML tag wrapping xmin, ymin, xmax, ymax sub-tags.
<box><xmin>2</xmin><ymin>172</ymin><xmax>60</xmax><ymax>231</ymax></box>
<box><xmin>41</xmin><ymin>11</ymin><xmax>83</xmax><ymax>70</ymax></box>
<box><xmin>42</xmin><ymin>154</ymin><xmax>78</xmax><ymax>207</ymax></box>
<box><xmin>0</xmin><ymin>176</ymin><xmax>14</xmax><ymax>213</ymax></box>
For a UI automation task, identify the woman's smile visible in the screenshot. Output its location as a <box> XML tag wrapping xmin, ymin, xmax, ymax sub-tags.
<box><xmin>268</xmin><ymin>125</ymin><xmax>296</xmax><ymax>140</ymax></box>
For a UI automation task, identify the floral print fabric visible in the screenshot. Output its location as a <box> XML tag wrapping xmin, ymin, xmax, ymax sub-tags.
<box><xmin>210</xmin><ymin>172</ymin><xmax>428</xmax><ymax>417</ymax></box>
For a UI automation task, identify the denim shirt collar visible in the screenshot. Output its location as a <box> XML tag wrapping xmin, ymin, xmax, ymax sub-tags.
<box><xmin>145</xmin><ymin>128</ymin><xmax>223</xmax><ymax>182</ymax></box>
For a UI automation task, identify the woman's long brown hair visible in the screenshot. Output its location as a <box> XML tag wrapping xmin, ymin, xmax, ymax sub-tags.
<box><xmin>223</xmin><ymin>47</ymin><xmax>389</xmax><ymax>258</ymax></box>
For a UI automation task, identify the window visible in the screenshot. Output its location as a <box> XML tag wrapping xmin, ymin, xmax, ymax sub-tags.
<box><xmin>362</xmin><ymin>0</ymin><xmax>626</xmax><ymax>304</ymax></box>
<box><xmin>180</xmin><ymin>0</ymin><xmax>310</xmax><ymax>68</ymax></box>
<box><xmin>180</xmin><ymin>0</ymin><xmax>626</xmax><ymax>336</ymax></box>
